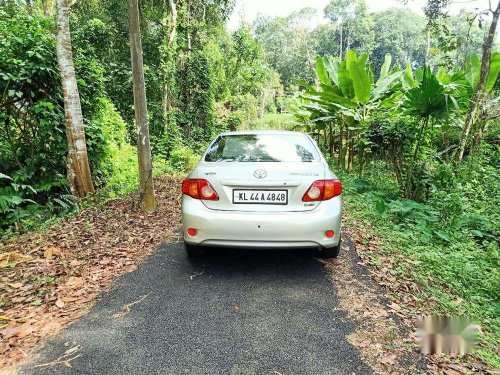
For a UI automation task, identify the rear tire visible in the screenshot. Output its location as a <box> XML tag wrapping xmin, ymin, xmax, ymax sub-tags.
<box><xmin>185</xmin><ymin>243</ymin><xmax>204</xmax><ymax>257</ymax></box>
<box><xmin>319</xmin><ymin>238</ymin><xmax>341</xmax><ymax>259</ymax></box>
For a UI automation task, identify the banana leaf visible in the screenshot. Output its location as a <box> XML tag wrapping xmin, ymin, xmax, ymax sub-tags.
<box><xmin>316</xmin><ymin>56</ymin><xmax>331</xmax><ymax>85</ymax></box>
<box><xmin>378</xmin><ymin>53</ymin><xmax>392</xmax><ymax>83</ymax></box>
<box><xmin>349</xmin><ymin>60</ymin><xmax>372</xmax><ymax>104</ymax></box>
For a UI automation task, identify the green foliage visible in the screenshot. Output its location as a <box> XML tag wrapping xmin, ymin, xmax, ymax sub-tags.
<box><xmin>428</xmin><ymin>9</ymin><xmax>485</xmax><ymax>68</ymax></box>
<box><xmin>340</xmin><ymin>152</ymin><xmax>500</xmax><ymax>366</ymax></box>
<box><xmin>169</xmin><ymin>147</ymin><xmax>200</xmax><ymax>173</ymax></box>
<box><xmin>177</xmin><ymin>50</ymin><xmax>216</xmax><ymax>148</ymax></box>
<box><xmin>0</xmin><ymin>0</ymin><xmax>281</xmax><ymax>234</ymax></box>
<box><xmin>295</xmin><ymin>48</ymin><xmax>500</xmax><ymax>199</ymax></box>
<box><xmin>254</xmin><ymin>10</ymin><xmax>318</xmax><ymax>86</ymax></box>
<box><xmin>103</xmin><ymin>143</ymin><xmax>139</xmax><ymax>198</ymax></box>
<box><xmin>289</xmin><ymin>42</ymin><xmax>499</xmax><ymax>367</ymax></box>
<box><xmin>87</xmin><ymin>98</ymin><xmax>130</xmax><ymax>188</ymax></box>
<box><xmin>0</xmin><ymin>174</ymin><xmax>37</xmax><ymax>230</ymax></box>
<box><xmin>0</xmin><ymin>7</ymin><xmax>142</xmax><ymax>233</ymax></box>
<box><xmin>371</xmin><ymin>8</ymin><xmax>426</xmax><ymax>71</ymax></box>
<box><xmin>465</xmin><ymin>52</ymin><xmax>500</xmax><ymax>93</ymax></box>
<box><xmin>0</xmin><ymin>8</ymin><xmax>66</xmax><ymax>197</ymax></box>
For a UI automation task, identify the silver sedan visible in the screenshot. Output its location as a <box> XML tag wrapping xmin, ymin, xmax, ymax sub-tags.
<box><xmin>181</xmin><ymin>131</ymin><xmax>342</xmax><ymax>257</ymax></box>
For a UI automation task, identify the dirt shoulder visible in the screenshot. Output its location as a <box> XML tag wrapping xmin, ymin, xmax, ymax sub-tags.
<box><xmin>325</xmin><ymin>232</ymin><xmax>425</xmax><ymax>374</ymax></box>
<box><xmin>0</xmin><ymin>176</ymin><xmax>182</xmax><ymax>373</ymax></box>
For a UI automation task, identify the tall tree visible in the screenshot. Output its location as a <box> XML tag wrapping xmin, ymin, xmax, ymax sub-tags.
<box><xmin>254</xmin><ymin>9</ymin><xmax>318</xmax><ymax>86</ymax></box>
<box><xmin>324</xmin><ymin>0</ymin><xmax>369</xmax><ymax>59</ymax></box>
<box><xmin>161</xmin><ymin>0</ymin><xmax>177</xmax><ymax>126</ymax></box>
<box><xmin>456</xmin><ymin>0</ymin><xmax>500</xmax><ymax>164</ymax></box>
<box><xmin>128</xmin><ymin>0</ymin><xmax>156</xmax><ymax>211</ymax></box>
<box><xmin>371</xmin><ymin>8</ymin><xmax>426</xmax><ymax>73</ymax></box>
<box><xmin>56</xmin><ymin>0</ymin><xmax>95</xmax><ymax>197</ymax></box>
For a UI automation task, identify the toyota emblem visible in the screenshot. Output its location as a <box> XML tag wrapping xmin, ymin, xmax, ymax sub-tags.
<box><xmin>253</xmin><ymin>169</ymin><xmax>267</xmax><ymax>179</ymax></box>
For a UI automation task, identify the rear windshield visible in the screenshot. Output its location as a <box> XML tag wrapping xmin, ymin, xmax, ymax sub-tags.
<box><xmin>204</xmin><ymin>134</ymin><xmax>320</xmax><ymax>162</ymax></box>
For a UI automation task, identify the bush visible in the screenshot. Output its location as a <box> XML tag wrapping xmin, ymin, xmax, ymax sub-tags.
<box><xmin>87</xmin><ymin>98</ymin><xmax>129</xmax><ymax>188</ymax></box>
<box><xmin>0</xmin><ymin>9</ymin><xmax>66</xmax><ymax>200</ymax></box>
<box><xmin>0</xmin><ymin>8</ymin><xmax>114</xmax><ymax>199</ymax></box>
<box><xmin>103</xmin><ymin>144</ymin><xmax>139</xmax><ymax>198</ymax></box>
<box><xmin>169</xmin><ymin>147</ymin><xmax>200</xmax><ymax>173</ymax></box>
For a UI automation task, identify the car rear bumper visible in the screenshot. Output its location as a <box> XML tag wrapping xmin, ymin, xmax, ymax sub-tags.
<box><xmin>181</xmin><ymin>196</ymin><xmax>342</xmax><ymax>249</ymax></box>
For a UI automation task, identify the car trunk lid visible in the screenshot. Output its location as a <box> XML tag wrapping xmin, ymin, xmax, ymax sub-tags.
<box><xmin>196</xmin><ymin>162</ymin><xmax>325</xmax><ymax>212</ymax></box>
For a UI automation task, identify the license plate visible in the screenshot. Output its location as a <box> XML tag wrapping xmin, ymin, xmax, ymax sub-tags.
<box><xmin>233</xmin><ymin>189</ymin><xmax>288</xmax><ymax>205</ymax></box>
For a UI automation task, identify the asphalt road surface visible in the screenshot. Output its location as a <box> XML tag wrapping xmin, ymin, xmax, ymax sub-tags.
<box><xmin>21</xmin><ymin>243</ymin><xmax>372</xmax><ymax>375</ymax></box>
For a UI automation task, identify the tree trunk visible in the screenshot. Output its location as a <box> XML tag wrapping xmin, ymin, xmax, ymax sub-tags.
<box><xmin>456</xmin><ymin>1</ymin><xmax>500</xmax><ymax>164</ymax></box>
<box><xmin>128</xmin><ymin>0</ymin><xmax>157</xmax><ymax>212</ymax></box>
<box><xmin>168</xmin><ymin>0</ymin><xmax>177</xmax><ymax>46</ymax></box>
<box><xmin>347</xmin><ymin>130</ymin><xmax>354</xmax><ymax>172</ymax></box>
<box><xmin>425</xmin><ymin>29</ymin><xmax>431</xmax><ymax>65</ymax></box>
<box><xmin>339</xmin><ymin>22</ymin><xmax>343</xmax><ymax>60</ymax></box>
<box><xmin>187</xmin><ymin>0</ymin><xmax>192</xmax><ymax>51</ymax></box>
<box><xmin>305</xmin><ymin>47</ymin><xmax>318</xmax><ymax>86</ymax></box>
<box><xmin>56</xmin><ymin>0</ymin><xmax>94</xmax><ymax>198</ymax></box>
<box><xmin>42</xmin><ymin>0</ymin><xmax>50</xmax><ymax>15</ymax></box>
<box><xmin>358</xmin><ymin>147</ymin><xmax>364</xmax><ymax>178</ymax></box>
<box><xmin>162</xmin><ymin>0</ymin><xmax>177</xmax><ymax>127</ymax></box>
<box><xmin>260</xmin><ymin>89</ymin><xmax>266</xmax><ymax>122</ymax></box>
<box><xmin>328</xmin><ymin>123</ymin><xmax>334</xmax><ymax>156</ymax></box>
<box><xmin>338</xmin><ymin>120</ymin><xmax>344</xmax><ymax>169</ymax></box>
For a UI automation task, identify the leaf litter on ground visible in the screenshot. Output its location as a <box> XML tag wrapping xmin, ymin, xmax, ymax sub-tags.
<box><xmin>0</xmin><ymin>176</ymin><xmax>182</xmax><ymax>372</ymax></box>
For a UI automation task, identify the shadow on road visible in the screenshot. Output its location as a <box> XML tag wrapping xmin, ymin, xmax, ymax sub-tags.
<box><xmin>184</xmin><ymin>246</ymin><xmax>329</xmax><ymax>288</ymax></box>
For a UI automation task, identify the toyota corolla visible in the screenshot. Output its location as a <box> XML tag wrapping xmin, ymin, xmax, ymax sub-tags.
<box><xmin>181</xmin><ymin>131</ymin><xmax>342</xmax><ymax>257</ymax></box>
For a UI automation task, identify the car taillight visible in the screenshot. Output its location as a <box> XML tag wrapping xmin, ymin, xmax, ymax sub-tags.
<box><xmin>302</xmin><ymin>180</ymin><xmax>342</xmax><ymax>202</ymax></box>
<box><xmin>182</xmin><ymin>179</ymin><xmax>219</xmax><ymax>200</ymax></box>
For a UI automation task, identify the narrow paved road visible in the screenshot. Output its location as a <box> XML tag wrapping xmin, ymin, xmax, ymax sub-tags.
<box><xmin>21</xmin><ymin>243</ymin><xmax>371</xmax><ymax>375</ymax></box>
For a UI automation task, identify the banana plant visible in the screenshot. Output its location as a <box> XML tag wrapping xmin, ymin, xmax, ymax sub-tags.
<box><xmin>295</xmin><ymin>50</ymin><xmax>402</xmax><ymax>174</ymax></box>
<box><xmin>465</xmin><ymin>52</ymin><xmax>500</xmax><ymax>94</ymax></box>
<box><xmin>300</xmin><ymin>51</ymin><xmax>403</xmax><ymax>120</ymax></box>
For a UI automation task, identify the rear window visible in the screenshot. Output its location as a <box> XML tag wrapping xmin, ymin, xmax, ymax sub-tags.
<box><xmin>204</xmin><ymin>134</ymin><xmax>320</xmax><ymax>162</ymax></box>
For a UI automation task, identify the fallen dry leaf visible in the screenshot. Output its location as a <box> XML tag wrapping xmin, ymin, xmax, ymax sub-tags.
<box><xmin>61</xmin><ymin>296</ymin><xmax>80</xmax><ymax>303</ymax></box>
<box><xmin>380</xmin><ymin>354</ymin><xmax>397</xmax><ymax>365</ymax></box>
<box><xmin>65</xmin><ymin>276</ymin><xmax>84</xmax><ymax>289</ymax></box>
<box><xmin>388</xmin><ymin>302</ymin><xmax>401</xmax><ymax>311</ymax></box>
<box><xmin>55</xmin><ymin>299</ymin><xmax>65</xmax><ymax>309</ymax></box>
<box><xmin>44</xmin><ymin>246</ymin><xmax>64</xmax><ymax>260</ymax></box>
<box><xmin>0</xmin><ymin>252</ymin><xmax>31</xmax><ymax>267</ymax></box>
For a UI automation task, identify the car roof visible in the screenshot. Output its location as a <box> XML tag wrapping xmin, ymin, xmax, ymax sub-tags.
<box><xmin>218</xmin><ymin>130</ymin><xmax>307</xmax><ymax>137</ymax></box>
